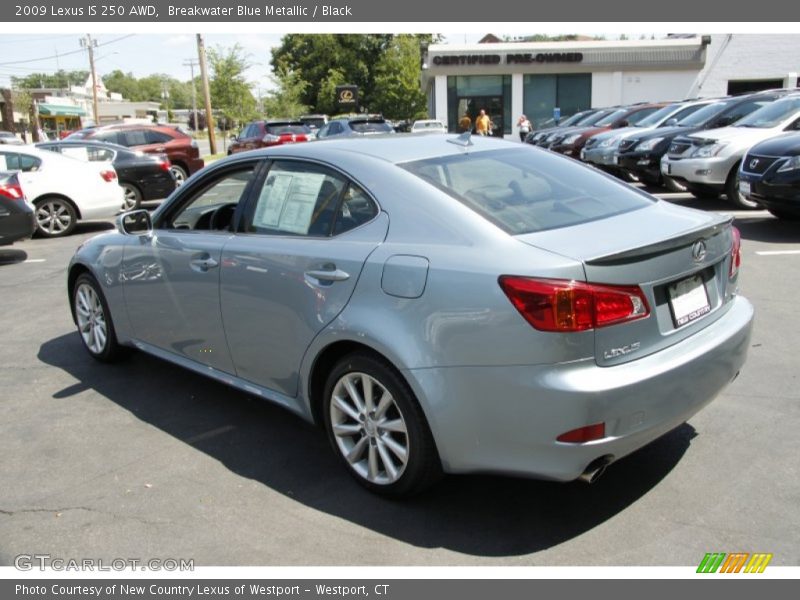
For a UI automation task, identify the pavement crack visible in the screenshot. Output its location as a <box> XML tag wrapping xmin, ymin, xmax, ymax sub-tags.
<box><xmin>0</xmin><ymin>506</ymin><xmax>165</xmax><ymax>526</ymax></box>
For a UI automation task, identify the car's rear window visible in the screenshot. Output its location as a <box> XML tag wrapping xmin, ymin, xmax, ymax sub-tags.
<box><xmin>266</xmin><ymin>125</ymin><xmax>310</xmax><ymax>135</ymax></box>
<box><xmin>350</xmin><ymin>120</ymin><xmax>393</xmax><ymax>134</ymax></box>
<box><xmin>401</xmin><ymin>147</ymin><xmax>654</xmax><ymax>235</ymax></box>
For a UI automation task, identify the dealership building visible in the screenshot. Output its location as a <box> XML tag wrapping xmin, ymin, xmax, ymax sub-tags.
<box><xmin>421</xmin><ymin>34</ymin><xmax>800</xmax><ymax>139</ymax></box>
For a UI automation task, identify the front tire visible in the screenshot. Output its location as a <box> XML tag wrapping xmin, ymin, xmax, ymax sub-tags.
<box><xmin>663</xmin><ymin>175</ymin><xmax>688</xmax><ymax>193</ymax></box>
<box><xmin>72</xmin><ymin>273</ymin><xmax>124</xmax><ymax>362</ymax></box>
<box><xmin>323</xmin><ymin>353</ymin><xmax>441</xmax><ymax>496</ymax></box>
<box><xmin>34</xmin><ymin>197</ymin><xmax>77</xmax><ymax>237</ymax></box>
<box><xmin>726</xmin><ymin>167</ymin><xmax>760</xmax><ymax>209</ymax></box>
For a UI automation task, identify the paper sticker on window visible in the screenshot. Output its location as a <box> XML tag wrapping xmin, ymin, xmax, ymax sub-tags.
<box><xmin>253</xmin><ymin>170</ymin><xmax>325</xmax><ymax>234</ymax></box>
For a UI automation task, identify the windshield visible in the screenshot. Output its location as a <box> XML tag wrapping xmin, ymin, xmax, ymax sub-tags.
<box><xmin>595</xmin><ymin>109</ymin><xmax>629</xmax><ymax>127</ymax></box>
<box><xmin>636</xmin><ymin>104</ymin><xmax>681</xmax><ymax>127</ymax></box>
<box><xmin>734</xmin><ymin>97</ymin><xmax>800</xmax><ymax>128</ymax></box>
<box><xmin>677</xmin><ymin>101</ymin><xmax>732</xmax><ymax>127</ymax></box>
<box><xmin>401</xmin><ymin>147</ymin><xmax>653</xmax><ymax>235</ymax></box>
<box><xmin>350</xmin><ymin>120</ymin><xmax>393</xmax><ymax>134</ymax></box>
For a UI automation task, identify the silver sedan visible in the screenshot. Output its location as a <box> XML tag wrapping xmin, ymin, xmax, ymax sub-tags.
<box><xmin>67</xmin><ymin>134</ymin><xmax>753</xmax><ymax>496</ymax></box>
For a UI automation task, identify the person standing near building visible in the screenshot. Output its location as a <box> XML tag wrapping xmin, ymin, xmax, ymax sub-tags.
<box><xmin>458</xmin><ymin>112</ymin><xmax>472</xmax><ymax>133</ymax></box>
<box><xmin>476</xmin><ymin>109</ymin><xmax>491</xmax><ymax>136</ymax></box>
<box><xmin>517</xmin><ymin>114</ymin><xmax>532</xmax><ymax>142</ymax></box>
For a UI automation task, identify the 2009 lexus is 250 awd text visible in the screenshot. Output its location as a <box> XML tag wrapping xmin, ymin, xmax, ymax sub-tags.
<box><xmin>67</xmin><ymin>134</ymin><xmax>753</xmax><ymax>496</ymax></box>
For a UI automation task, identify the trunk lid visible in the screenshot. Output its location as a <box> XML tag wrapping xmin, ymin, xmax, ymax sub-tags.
<box><xmin>516</xmin><ymin>201</ymin><xmax>737</xmax><ymax>366</ymax></box>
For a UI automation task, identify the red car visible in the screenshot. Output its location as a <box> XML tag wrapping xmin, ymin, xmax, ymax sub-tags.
<box><xmin>67</xmin><ymin>124</ymin><xmax>204</xmax><ymax>185</ymax></box>
<box><xmin>228</xmin><ymin>120</ymin><xmax>312</xmax><ymax>155</ymax></box>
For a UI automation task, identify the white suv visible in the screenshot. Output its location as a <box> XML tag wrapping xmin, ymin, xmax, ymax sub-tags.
<box><xmin>661</xmin><ymin>94</ymin><xmax>800</xmax><ymax>208</ymax></box>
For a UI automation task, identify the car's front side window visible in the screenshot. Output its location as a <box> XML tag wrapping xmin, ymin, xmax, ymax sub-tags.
<box><xmin>163</xmin><ymin>165</ymin><xmax>257</xmax><ymax>231</ymax></box>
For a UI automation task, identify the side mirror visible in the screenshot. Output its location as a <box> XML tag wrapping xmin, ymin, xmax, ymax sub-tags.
<box><xmin>664</xmin><ymin>118</ymin><xmax>678</xmax><ymax>127</ymax></box>
<box><xmin>117</xmin><ymin>209</ymin><xmax>152</xmax><ymax>235</ymax></box>
<box><xmin>614</xmin><ymin>119</ymin><xmax>630</xmax><ymax>128</ymax></box>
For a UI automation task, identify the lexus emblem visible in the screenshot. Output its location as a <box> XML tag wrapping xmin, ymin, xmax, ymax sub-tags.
<box><xmin>692</xmin><ymin>240</ymin><xmax>707</xmax><ymax>262</ymax></box>
<box><xmin>750</xmin><ymin>158</ymin><xmax>759</xmax><ymax>169</ymax></box>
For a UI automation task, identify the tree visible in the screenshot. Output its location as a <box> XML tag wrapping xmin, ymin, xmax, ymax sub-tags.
<box><xmin>262</xmin><ymin>66</ymin><xmax>309</xmax><ymax>118</ymax></box>
<box><xmin>11</xmin><ymin>70</ymin><xmax>88</xmax><ymax>89</ymax></box>
<box><xmin>207</xmin><ymin>44</ymin><xmax>257</xmax><ymax>131</ymax></box>
<box><xmin>372</xmin><ymin>35</ymin><xmax>428</xmax><ymax>120</ymax></box>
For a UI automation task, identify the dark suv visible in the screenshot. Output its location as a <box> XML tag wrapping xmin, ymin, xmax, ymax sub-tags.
<box><xmin>67</xmin><ymin>124</ymin><xmax>204</xmax><ymax>185</ymax></box>
<box><xmin>228</xmin><ymin>120</ymin><xmax>312</xmax><ymax>155</ymax></box>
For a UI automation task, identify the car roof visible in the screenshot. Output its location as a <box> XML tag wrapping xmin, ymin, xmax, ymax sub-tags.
<box><xmin>234</xmin><ymin>132</ymin><xmax>518</xmax><ymax>164</ymax></box>
<box><xmin>37</xmin><ymin>139</ymin><xmax>134</xmax><ymax>153</ymax></box>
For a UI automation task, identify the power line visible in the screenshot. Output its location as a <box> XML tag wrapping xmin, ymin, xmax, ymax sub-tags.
<box><xmin>0</xmin><ymin>34</ymin><xmax>136</xmax><ymax>66</ymax></box>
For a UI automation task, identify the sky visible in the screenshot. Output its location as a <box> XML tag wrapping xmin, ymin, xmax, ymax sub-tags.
<box><xmin>0</xmin><ymin>31</ymin><xmax>644</xmax><ymax>92</ymax></box>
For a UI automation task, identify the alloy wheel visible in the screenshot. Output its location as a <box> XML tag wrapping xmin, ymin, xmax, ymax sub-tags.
<box><xmin>329</xmin><ymin>371</ymin><xmax>410</xmax><ymax>485</ymax></box>
<box><xmin>36</xmin><ymin>199</ymin><xmax>74</xmax><ymax>236</ymax></box>
<box><xmin>74</xmin><ymin>282</ymin><xmax>108</xmax><ymax>355</ymax></box>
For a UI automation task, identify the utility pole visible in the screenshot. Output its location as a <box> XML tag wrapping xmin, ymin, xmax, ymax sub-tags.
<box><xmin>79</xmin><ymin>34</ymin><xmax>99</xmax><ymax>125</ymax></box>
<box><xmin>183</xmin><ymin>58</ymin><xmax>199</xmax><ymax>130</ymax></box>
<box><xmin>196</xmin><ymin>34</ymin><xmax>216</xmax><ymax>154</ymax></box>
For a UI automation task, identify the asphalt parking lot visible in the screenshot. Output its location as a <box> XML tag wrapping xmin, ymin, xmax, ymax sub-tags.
<box><xmin>0</xmin><ymin>188</ymin><xmax>798</xmax><ymax>567</ymax></box>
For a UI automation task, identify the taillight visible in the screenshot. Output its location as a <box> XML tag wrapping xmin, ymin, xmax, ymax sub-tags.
<box><xmin>262</xmin><ymin>134</ymin><xmax>282</xmax><ymax>145</ymax></box>
<box><xmin>729</xmin><ymin>226</ymin><xmax>741</xmax><ymax>278</ymax></box>
<box><xmin>0</xmin><ymin>182</ymin><xmax>24</xmax><ymax>200</ymax></box>
<box><xmin>100</xmin><ymin>170</ymin><xmax>117</xmax><ymax>182</ymax></box>
<box><xmin>159</xmin><ymin>159</ymin><xmax>171</xmax><ymax>172</ymax></box>
<box><xmin>498</xmin><ymin>276</ymin><xmax>650</xmax><ymax>332</ymax></box>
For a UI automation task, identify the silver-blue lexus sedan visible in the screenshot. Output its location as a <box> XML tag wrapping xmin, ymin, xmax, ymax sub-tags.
<box><xmin>67</xmin><ymin>134</ymin><xmax>753</xmax><ymax>496</ymax></box>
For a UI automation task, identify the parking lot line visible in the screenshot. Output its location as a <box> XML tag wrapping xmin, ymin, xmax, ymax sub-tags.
<box><xmin>755</xmin><ymin>250</ymin><xmax>800</xmax><ymax>256</ymax></box>
<box><xmin>23</xmin><ymin>259</ymin><xmax>46</xmax><ymax>263</ymax></box>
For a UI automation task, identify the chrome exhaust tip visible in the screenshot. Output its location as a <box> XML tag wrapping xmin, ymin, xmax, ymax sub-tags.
<box><xmin>578</xmin><ymin>455</ymin><xmax>614</xmax><ymax>484</ymax></box>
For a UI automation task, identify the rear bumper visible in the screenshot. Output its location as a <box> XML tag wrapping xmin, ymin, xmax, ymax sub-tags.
<box><xmin>405</xmin><ymin>295</ymin><xmax>753</xmax><ymax>481</ymax></box>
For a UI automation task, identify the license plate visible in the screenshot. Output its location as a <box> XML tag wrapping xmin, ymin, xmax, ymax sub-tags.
<box><xmin>668</xmin><ymin>274</ymin><xmax>711</xmax><ymax>328</ymax></box>
<box><xmin>661</xmin><ymin>162</ymin><xmax>671</xmax><ymax>175</ymax></box>
<box><xmin>611</xmin><ymin>155</ymin><xmax>619</xmax><ymax>165</ymax></box>
<box><xmin>739</xmin><ymin>180</ymin><xmax>751</xmax><ymax>197</ymax></box>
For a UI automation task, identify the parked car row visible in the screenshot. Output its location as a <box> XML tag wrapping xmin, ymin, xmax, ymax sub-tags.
<box><xmin>528</xmin><ymin>89</ymin><xmax>800</xmax><ymax>217</ymax></box>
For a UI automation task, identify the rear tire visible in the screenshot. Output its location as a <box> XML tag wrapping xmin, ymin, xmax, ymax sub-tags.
<box><xmin>72</xmin><ymin>273</ymin><xmax>125</xmax><ymax>362</ymax></box>
<box><xmin>169</xmin><ymin>164</ymin><xmax>188</xmax><ymax>186</ymax></box>
<box><xmin>323</xmin><ymin>352</ymin><xmax>442</xmax><ymax>496</ymax></box>
<box><xmin>34</xmin><ymin>196</ymin><xmax>77</xmax><ymax>238</ymax></box>
<box><xmin>725</xmin><ymin>167</ymin><xmax>761</xmax><ymax>209</ymax></box>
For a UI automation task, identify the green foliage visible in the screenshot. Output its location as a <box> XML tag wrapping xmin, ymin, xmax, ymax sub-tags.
<box><xmin>270</xmin><ymin>34</ymin><xmax>437</xmax><ymax>116</ymax></box>
<box><xmin>208</xmin><ymin>44</ymin><xmax>257</xmax><ymax>130</ymax></box>
<box><xmin>372</xmin><ymin>35</ymin><xmax>429</xmax><ymax>120</ymax></box>
<box><xmin>262</xmin><ymin>66</ymin><xmax>309</xmax><ymax>119</ymax></box>
<box><xmin>101</xmin><ymin>71</ymin><xmax>195</xmax><ymax>110</ymax></box>
<box><xmin>11</xmin><ymin>70</ymin><xmax>88</xmax><ymax>90</ymax></box>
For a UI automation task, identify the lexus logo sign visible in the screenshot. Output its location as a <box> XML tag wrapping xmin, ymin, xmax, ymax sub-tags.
<box><xmin>335</xmin><ymin>85</ymin><xmax>359</xmax><ymax>110</ymax></box>
<box><xmin>750</xmin><ymin>158</ymin><xmax>760</xmax><ymax>169</ymax></box>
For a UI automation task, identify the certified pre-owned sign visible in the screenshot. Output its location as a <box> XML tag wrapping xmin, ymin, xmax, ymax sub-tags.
<box><xmin>336</xmin><ymin>85</ymin><xmax>359</xmax><ymax>111</ymax></box>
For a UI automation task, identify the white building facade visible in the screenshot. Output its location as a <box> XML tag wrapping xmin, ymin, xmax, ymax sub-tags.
<box><xmin>421</xmin><ymin>34</ymin><xmax>800</xmax><ymax>139</ymax></box>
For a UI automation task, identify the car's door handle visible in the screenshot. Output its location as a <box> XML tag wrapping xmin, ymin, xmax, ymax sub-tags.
<box><xmin>190</xmin><ymin>256</ymin><xmax>219</xmax><ymax>272</ymax></box>
<box><xmin>154</xmin><ymin>146</ymin><xmax>167</xmax><ymax>152</ymax></box>
<box><xmin>305</xmin><ymin>268</ymin><xmax>350</xmax><ymax>282</ymax></box>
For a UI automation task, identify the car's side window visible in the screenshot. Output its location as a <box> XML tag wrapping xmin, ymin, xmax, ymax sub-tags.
<box><xmin>121</xmin><ymin>130</ymin><xmax>149</xmax><ymax>146</ymax></box>
<box><xmin>247</xmin><ymin>161</ymin><xmax>346</xmax><ymax>237</ymax></box>
<box><xmin>317</xmin><ymin>124</ymin><xmax>330</xmax><ymax>138</ymax></box>
<box><xmin>86</xmin><ymin>147</ymin><xmax>115</xmax><ymax>162</ymax></box>
<box><xmin>145</xmin><ymin>130</ymin><xmax>172</xmax><ymax>144</ymax></box>
<box><xmin>0</xmin><ymin>152</ymin><xmax>41</xmax><ymax>172</ymax></box>
<box><xmin>95</xmin><ymin>131</ymin><xmax>121</xmax><ymax>145</ymax></box>
<box><xmin>333</xmin><ymin>184</ymin><xmax>379</xmax><ymax>235</ymax></box>
<box><xmin>328</xmin><ymin>122</ymin><xmax>343</xmax><ymax>135</ymax></box>
<box><xmin>163</xmin><ymin>166</ymin><xmax>256</xmax><ymax>232</ymax></box>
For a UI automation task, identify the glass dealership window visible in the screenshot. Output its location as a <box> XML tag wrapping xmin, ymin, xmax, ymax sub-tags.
<box><xmin>523</xmin><ymin>74</ymin><xmax>592</xmax><ymax>128</ymax></box>
<box><xmin>447</xmin><ymin>75</ymin><xmax>512</xmax><ymax>134</ymax></box>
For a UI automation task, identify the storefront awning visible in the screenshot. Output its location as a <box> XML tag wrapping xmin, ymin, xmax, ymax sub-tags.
<box><xmin>37</xmin><ymin>103</ymin><xmax>86</xmax><ymax>117</ymax></box>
